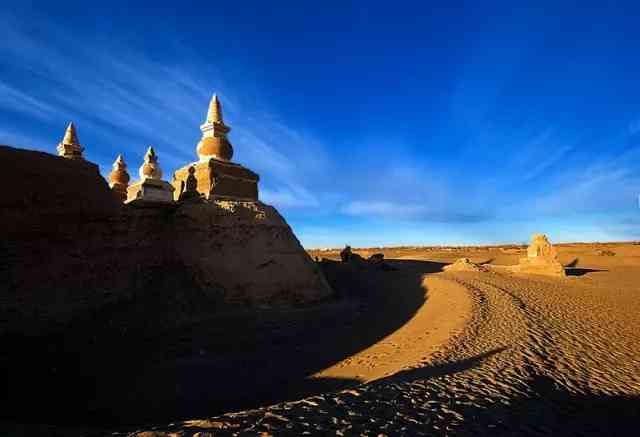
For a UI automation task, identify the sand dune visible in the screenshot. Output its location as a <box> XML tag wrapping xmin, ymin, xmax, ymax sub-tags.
<box><xmin>4</xmin><ymin>244</ymin><xmax>639</xmax><ymax>435</ymax></box>
<box><xmin>124</xmin><ymin>244</ymin><xmax>640</xmax><ymax>436</ymax></box>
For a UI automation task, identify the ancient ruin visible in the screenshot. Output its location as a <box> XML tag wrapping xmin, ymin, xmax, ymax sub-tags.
<box><xmin>171</xmin><ymin>94</ymin><xmax>259</xmax><ymax>201</ymax></box>
<box><xmin>515</xmin><ymin>234</ymin><xmax>566</xmax><ymax>277</ymax></box>
<box><xmin>126</xmin><ymin>146</ymin><xmax>175</xmax><ymax>203</ymax></box>
<box><xmin>56</xmin><ymin>122</ymin><xmax>84</xmax><ymax>160</ymax></box>
<box><xmin>0</xmin><ymin>94</ymin><xmax>333</xmax><ymax>333</ymax></box>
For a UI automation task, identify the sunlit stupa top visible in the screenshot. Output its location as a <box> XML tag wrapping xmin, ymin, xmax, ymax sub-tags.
<box><xmin>109</xmin><ymin>154</ymin><xmax>130</xmax><ymax>186</ymax></box>
<box><xmin>139</xmin><ymin>146</ymin><xmax>163</xmax><ymax>180</ymax></box>
<box><xmin>56</xmin><ymin>122</ymin><xmax>84</xmax><ymax>159</ymax></box>
<box><xmin>196</xmin><ymin>94</ymin><xmax>234</xmax><ymax>162</ymax></box>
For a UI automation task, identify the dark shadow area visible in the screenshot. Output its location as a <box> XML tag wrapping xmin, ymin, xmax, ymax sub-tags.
<box><xmin>565</xmin><ymin>267</ymin><xmax>608</xmax><ymax>276</ymax></box>
<box><xmin>1</xmin><ymin>259</ymin><xmax>446</xmax><ymax>428</ymax></box>
<box><xmin>565</xmin><ymin>258</ymin><xmax>579</xmax><ymax>268</ymax></box>
<box><xmin>111</xmin><ymin>350</ymin><xmax>638</xmax><ymax>436</ymax></box>
<box><xmin>479</xmin><ymin>258</ymin><xmax>495</xmax><ymax>265</ymax></box>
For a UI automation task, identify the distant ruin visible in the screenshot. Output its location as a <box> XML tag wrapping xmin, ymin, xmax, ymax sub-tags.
<box><xmin>515</xmin><ymin>234</ymin><xmax>566</xmax><ymax>277</ymax></box>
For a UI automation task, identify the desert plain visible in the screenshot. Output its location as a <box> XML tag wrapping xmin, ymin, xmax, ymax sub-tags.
<box><xmin>4</xmin><ymin>241</ymin><xmax>640</xmax><ymax>436</ymax></box>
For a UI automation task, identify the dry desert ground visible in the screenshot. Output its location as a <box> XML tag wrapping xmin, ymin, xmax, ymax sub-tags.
<box><xmin>4</xmin><ymin>242</ymin><xmax>640</xmax><ymax>436</ymax></box>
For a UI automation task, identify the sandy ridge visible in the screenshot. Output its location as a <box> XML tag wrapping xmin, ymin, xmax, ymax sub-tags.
<box><xmin>312</xmin><ymin>275</ymin><xmax>474</xmax><ymax>384</ymax></box>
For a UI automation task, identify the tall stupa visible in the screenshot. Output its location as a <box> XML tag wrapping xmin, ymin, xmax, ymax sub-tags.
<box><xmin>172</xmin><ymin>94</ymin><xmax>259</xmax><ymax>201</ymax></box>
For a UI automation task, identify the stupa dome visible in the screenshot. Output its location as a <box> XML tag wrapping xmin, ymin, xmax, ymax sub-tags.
<box><xmin>109</xmin><ymin>154</ymin><xmax>130</xmax><ymax>186</ymax></box>
<box><xmin>196</xmin><ymin>136</ymin><xmax>234</xmax><ymax>161</ymax></box>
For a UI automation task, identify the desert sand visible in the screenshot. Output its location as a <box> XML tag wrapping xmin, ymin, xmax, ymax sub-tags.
<box><xmin>3</xmin><ymin>242</ymin><xmax>640</xmax><ymax>435</ymax></box>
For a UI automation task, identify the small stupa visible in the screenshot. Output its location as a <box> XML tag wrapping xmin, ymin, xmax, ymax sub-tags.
<box><xmin>108</xmin><ymin>154</ymin><xmax>130</xmax><ymax>203</ymax></box>
<box><xmin>172</xmin><ymin>94</ymin><xmax>259</xmax><ymax>201</ymax></box>
<box><xmin>56</xmin><ymin>122</ymin><xmax>84</xmax><ymax>160</ymax></box>
<box><xmin>516</xmin><ymin>234</ymin><xmax>566</xmax><ymax>277</ymax></box>
<box><xmin>126</xmin><ymin>146</ymin><xmax>175</xmax><ymax>203</ymax></box>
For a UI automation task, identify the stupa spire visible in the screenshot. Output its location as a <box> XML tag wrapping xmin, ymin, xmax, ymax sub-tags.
<box><xmin>115</xmin><ymin>154</ymin><xmax>125</xmax><ymax>167</ymax></box>
<box><xmin>206</xmin><ymin>94</ymin><xmax>224</xmax><ymax>124</ymax></box>
<box><xmin>57</xmin><ymin>121</ymin><xmax>84</xmax><ymax>159</ymax></box>
<box><xmin>63</xmin><ymin>122</ymin><xmax>79</xmax><ymax>144</ymax></box>
<box><xmin>144</xmin><ymin>146</ymin><xmax>157</xmax><ymax>162</ymax></box>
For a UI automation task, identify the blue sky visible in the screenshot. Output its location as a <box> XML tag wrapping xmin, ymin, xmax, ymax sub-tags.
<box><xmin>1</xmin><ymin>1</ymin><xmax>639</xmax><ymax>247</ymax></box>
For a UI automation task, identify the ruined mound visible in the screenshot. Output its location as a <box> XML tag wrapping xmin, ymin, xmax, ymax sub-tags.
<box><xmin>0</xmin><ymin>145</ymin><xmax>331</xmax><ymax>333</ymax></box>
<box><xmin>171</xmin><ymin>200</ymin><xmax>332</xmax><ymax>306</ymax></box>
<box><xmin>514</xmin><ymin>233</ymin><xmax>566</xmax><ymax>277</ymax></box>
<box><xmin>444</xmin><ymin>258</ymin><xmax>487</xmax><ymax>272</ymax></box>
<box><xmin>0</xmin><ymin>145</ymin><xmax>119</xmax><ymax>236</ymax></box>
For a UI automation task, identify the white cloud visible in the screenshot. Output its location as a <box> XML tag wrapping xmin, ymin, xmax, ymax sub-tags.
<box><xmin>513</xmin><ymin>146</ymin><xmax>640</xmax><ymax>216</ymax></box>
<box><xmin>0</xmin><ymin>81</ymin><xmax>58</xmax><ymax>121</ymax></box>
<box><xmin>261</xmin><ymin>185</ymin><xmax>319</xmax><ymax>209</ymax></box>
<box><xmin>522</xmin><ymin>143</ymin><xmax>575</xmax><ymax>182</ymax></box>
<box><xmin>342</xmin><ymin>201</ymin><xmax>428</xmax><ymax>218</ymax></box>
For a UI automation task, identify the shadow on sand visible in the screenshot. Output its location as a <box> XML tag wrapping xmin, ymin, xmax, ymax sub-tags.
<box><xmin>375</xmin><ymin>346</ymin><xmax>509</xmax><ymax>385</ymax></box>
<box><xmin>563</xmin><ymin>258</ymin><xmax>608</xmax><ymax>276</ymax></box>
<box><xmin>565</xmin><ymin>258</ymin><xmax>580</xmax><ymax>268</ymax></box>
<box><xmin>2</xmin><ymin>259</ymin><xmax>446</xmax><ymax>427</ymax></box>
<box><xmin>565</xmin><ymin>267</ymin><xmax>608</xmax><ymax>276</ymax></box>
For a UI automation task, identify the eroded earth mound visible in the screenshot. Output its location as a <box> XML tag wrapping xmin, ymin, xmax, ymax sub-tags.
<box><xmin>0</xmin><ymin>145</ymin><xmax>331</xmax><ymax>333</ymax></box>
<box><xmin>443</xmin><ymin>257</ymin><xmax>488</xmax><ymax>272</ymax></box>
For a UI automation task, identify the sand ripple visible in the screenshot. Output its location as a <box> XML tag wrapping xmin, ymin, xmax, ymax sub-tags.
<box><xmin>125</xmin><ymin>268</ymin><xmax>640</xmax><ymax>436</ymax></box>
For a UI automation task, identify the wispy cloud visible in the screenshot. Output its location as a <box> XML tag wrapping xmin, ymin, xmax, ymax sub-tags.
<box><xmin>0</xmin><ymin>81</ymin><xmax>58</xmax><ymax>121</ymax></box>
<box><xmin>341</xmin><ymin>200</ymin><xmax>489</xmax><ymax>223</ymax></box>
<box><xmin>515</xmin><ymin>145</ymin><xmax>640</xmax><ymax>216</ymax></box>
<box><xmin>522</xmin><ymin>143</ymin><xmax>575</xmax><ymax>182</ymax></box>
<box><xmin>342</xmin><ymin>201</ymin><xmax>428</xmax><ymax>218</ymax></box>
<box><xmin>0</xmin><ymin>10</ymin><xmax>331</xmax><ymax>212</ymax></box>
<box><xmin>261</xmin><ymin>185</ymin><xmax>320</xmax><ymax>209</ymax></box>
